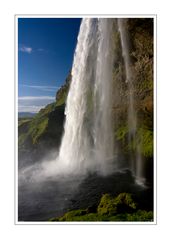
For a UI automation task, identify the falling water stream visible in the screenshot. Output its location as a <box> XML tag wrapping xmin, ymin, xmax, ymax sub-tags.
<box><xmin>57</xmin><ymin>18</ymin><xmax>145</xmax><ymax>183</ymax></box>
<box><xmin>118</xmin><ymin>19</ymin><xmax>145</xmax><ymax>185</ymax></box>
<box><xmin>58</xmin><ymin>18</ymin><xmax>116</xmax><ymax>175</ymax></box>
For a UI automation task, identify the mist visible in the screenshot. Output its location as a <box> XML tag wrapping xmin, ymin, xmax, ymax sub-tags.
<box><xmin>18</xmin><ymin>151</ymin><xmax>87</xmax><ymax>221</ymax></box>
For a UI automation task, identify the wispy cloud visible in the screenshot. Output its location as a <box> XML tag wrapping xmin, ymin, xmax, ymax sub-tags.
<box><xmin>18</xmin><ymin>96</ymin><xmax>55</xmax><ymax>113</ymax></box>
<box><xmin>20</xmin><ymin>84</ymin><xmax>59</xmax><ymax>92</ymax></box>
<box><xmin>18</xmin><ymin>105</ymin><xmax>45</xmax><ymax>113</ymax></box>
<box><xmin>19</xmin><ymin>44</ymin><xmax>48</xmax><ymax>54</ymax></box>
<box><xmin>18</xmin><ymin>96</ymin><xmax>55</xmax><ymax>101</ymax></box>
<box><xmin>19</xmin><ymin>46</ymin><xmax>32</xmax><ymax>54</ymax></box>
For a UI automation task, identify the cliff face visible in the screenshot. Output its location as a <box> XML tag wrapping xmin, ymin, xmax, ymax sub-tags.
<box><xmin>106</xmin><ymin>19</ymin><xmax>153</xmax><ymax>163</ymax></box>
<box><xmin>56</xmin><ymin>71</ymin><xmax>71</xmax><ymax>105</ymax></box>
<box><xmin>18</xmin><ymin>73</ymin><xmax>71</xmax><ymax>167</ymax></box>
<box><xmin>18</xmin><ymin>18</ymin><xmax>153</xmax><ymax>168</ymax></box>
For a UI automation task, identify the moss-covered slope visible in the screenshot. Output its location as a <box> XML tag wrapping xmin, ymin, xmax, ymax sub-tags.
<box><xmin>18</xmin><ymin>72</ymin><xmax>71</xmax><ymax>165</ymax></box>
<box><xmin>49</xmin><ymin>193</ymin><xmax>153</xmax><ymax>222</ymax></box>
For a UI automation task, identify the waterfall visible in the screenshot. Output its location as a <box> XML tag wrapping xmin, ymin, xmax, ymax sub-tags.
<box><xmin>93</xmin><ymin>19</ymin><xmax>116</xmax><ymax>174</ymax></box>
<box><xmin>57</xmin><ymin>18</ymin><xmax>145</xmax><ymax>185</ymax></box>
<box><xmin>57</xmin><ymin>18</ymin><xmax>116</xmax><ymax>175</ymax></box>
<box><xmin>118</xmin><ymin>19</ymin><xmax>145</xmax><ymax>185</ymax></box>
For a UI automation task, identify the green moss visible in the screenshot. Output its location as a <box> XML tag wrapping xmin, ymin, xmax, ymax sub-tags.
<box><xmin>114</xmin><ymin>193</ymin><xmax>137</xmax><ymax>211</ymax></box>
<box><xmin>18</xmin><ymin>101</ymin><xmax>65</xmax><ymax>150</ymax></box>
<box><xmin>115</xmin><ymin>125</ymin><xmax>153</xmax><ymax>158</ymax></box>
<box><xmin>97</xmin><ymin>194</ymin><xmax>117</xmax><ymax>216</ymax></box>
<box><xmin>50</xmin><ymin>210</ymin><xmax>153</xmax><ymax>222</ymax></box>
<box><xmin>49</xmin><ymin>192</ymin><xmax>153</xmax><ymax>222</ymax></box>
<box><xmin>29</xmin><ymin>117</ymin><xmax>49</xmax><ymax>144</ymax></box>
<box><xmin>58</xmin><ymin>209</ymin><xmax>88</xmax><ymax>221</ymax></box>
<box><xmin>137</xmin><ymin>128</ymin><xmax>153</xmax><ymax>157</ymax></box>
<box><xmin>55</xmin><ymin>71</ymin><xmax>71</xmax><ymax>107</ymax></box>
<box><xmin>106</xmin><ymin>210</ymin><xmax>153</xmax><ymax>221</ymax></box>
<box><xmin>36</xmin><ymin>102</ymin><xmax>56</xmax><ymax>117</ymax></box>
<box><xmin>50</xmin><ymin>213</ymin><xmax>105</xmax><ymax>222</ymax></box>
<box><xmin>19</xmin><ymin>102</ymin><xmax>55</xmax><ymax>146</ymax></box>
<box><xmin>126</xmin><ymin>210</ymin><xmax>153</xmax><ymax>221</ymax></box>
<box><xmin>50</xmin><ymin>209</ymin><xmax>153</xmax><ymax>222</ymax></box>
<box><xmin>56</xmin><ymin>91</ymin><xmax>68</xmax><ymax>106</ymax></box>
<box><xmin>128</xmin><ymin>127</ymin><xmax>153</xmax><ymax>157</ymax></box>
<box><xmin>73</xmin><ymin>213</ymin><xmax>103</xmax><ymax>221</ymax></box>
<box><xmin>97</xmin><ymin>193</ymin><xmax>136</xmax><ymax>216</ymax></box>
<box><xmin>116</xmin><ymin>126</ymin><xmax>128</xmax><ymax>141</ymax></box>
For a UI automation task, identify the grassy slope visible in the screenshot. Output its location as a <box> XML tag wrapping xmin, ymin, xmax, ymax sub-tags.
<box><xmin>18</xmin><ymin>71</ymin><xmax>71</xmax><ymax>151</ymax></box>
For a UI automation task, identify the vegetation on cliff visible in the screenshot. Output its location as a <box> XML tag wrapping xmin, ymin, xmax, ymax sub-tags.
<box><xmin>18</xmin><ymin>72</ymin><xmax>71</xmax><ymax>165</ymax></box>
<box><xmin>49</xmin><ymin>192</ymin><xmax>153</xmax><ymax>222</ymax></box>
<box><xmin>111</xmin><ymin>18</ymin><xmax>153</xmax><ymax>162</ymax></box>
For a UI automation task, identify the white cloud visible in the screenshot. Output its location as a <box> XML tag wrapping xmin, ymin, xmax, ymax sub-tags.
<box><xmin>19</xmin><ymin>46</ymin><xmax>32</xmax><ymax>54</ymax></box>
<box><xmin>18</xmin><ymin>96</ymin><xmax>55</xmax><ymax>100</ymax></box>
<box><xmin>20</xmin><ymin>84</ymin><xmax>59</xmax><ymax>92</ymax></box>
<box><xmin>18</xmin><ymin>96</ymin><xmax>55</xmax><ymax>113</ymax></box>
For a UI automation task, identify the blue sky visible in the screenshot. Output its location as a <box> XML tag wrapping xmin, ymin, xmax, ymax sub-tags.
<box><xmin>18</xmin><ymin>18</ymin><xmax>81</xmax><ymax>112</ymax></box>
